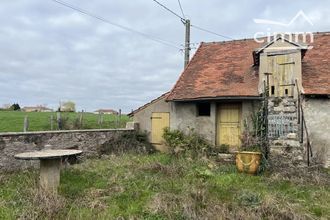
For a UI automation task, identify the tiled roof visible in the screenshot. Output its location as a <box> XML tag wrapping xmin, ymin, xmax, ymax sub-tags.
<box><xmin>302</xmin><ymin>32</ymin><xmax>330</xmax><ymax>95</ymax></box>
<box><xmin>95</xmin><ymin>109</ymin><xmax>118</xmax><ymax>113</ymax></box>
<box><xmin>167</xmin><ymin>32</ymin><xmax>330</xmax><ymax>101</ymax></box>
<box><xmin>167</xmin><ymin>39</ymin><xmax>261</xmax><ymax>101</ymax></box>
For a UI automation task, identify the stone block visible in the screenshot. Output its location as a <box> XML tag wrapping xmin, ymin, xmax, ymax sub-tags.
<box><xmin>283</xmin><ymin>140</ymin><xmax>301</xmax><ymax>148</ymax></box>
<box><xmin>273</xmin><ymin>106</ymin><xmax>284</xmax><ymax>112</ymax></box>
<box><xmin>126</xmin><ymin>122</ymin><xmax>139</xmax><ymax>130</ymax></box>
<box><xmin>285</xmin><ymin>101</ymin><xmax>296</xmax><ymax>106</ymax></box>
<box><xmin>269</xmin><ymin>146</ymin><xmax>284</xmax><ymax>155</ymax></box>
<box><xmin>218</xmin><ymin>153</ymin><xmax>234</xmax><ymax>160</ymax></box>
<box><xmin>268</xmin><ymin>101</ymin><xmax>274</xmax><ymax>107</ymax></box>
<box><xmin>287</xmin><ymin>133</ymin><xmax>297</xmax><ymax>140</ymax></box>
<box><xmin>283</xmin><ymin>106</ymin><xmax>296</xmax><ymax>113</ymax></box>
<box><xmin>271</xmin><ymin>140</ymin><xmax>284</xmax><ymax>146</ymax></box>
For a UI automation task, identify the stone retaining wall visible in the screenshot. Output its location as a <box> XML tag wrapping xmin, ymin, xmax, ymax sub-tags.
<box><xmin>0</xmin><ymin>129</ymin><xmax>134</xmax><ymax>171</ymax></box>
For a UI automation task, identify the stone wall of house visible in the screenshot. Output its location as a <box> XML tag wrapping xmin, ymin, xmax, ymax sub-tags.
<box><xmin>170</xmin><ymin>100</ymin><xmax>259</xmax><ymax>146</ymax></box>
<box><xmin>268</xmin><ymin>97</ymin><xmax>305</xmax><ymax>167</ymax></box>
<box><xmin>303</xmin><ymin>97</ymin><xmax>330</xmax><ymax>168</ymax></box>
<box><xmin>170</xmin><ymin>102</ymin><xmax>217</xmax><ymax>145</ymax></box>
<box><xmin>0</xmin><ymin>129</ymin><xmax>134</xmax><ymax>171</ymax></box>
<box><xmin>132</xmin><ymin>95</ymin><xmax>171</xmax><ymax>141</ymax></box>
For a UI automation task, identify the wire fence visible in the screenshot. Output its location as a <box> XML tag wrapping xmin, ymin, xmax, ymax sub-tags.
<box><xmin>0</xmin><ymin>111</ymin><xmax>131</xmax><ymax>133</ymax></box>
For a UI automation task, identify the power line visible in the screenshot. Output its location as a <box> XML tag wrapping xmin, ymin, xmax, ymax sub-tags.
<box><xmin>50</xmin><ymin>0</ymin><xmax>181</xmax><ymax>49</ymax></box>
<box><xmin>151</xmin><ymin>0</ymin><xmax>233</xmax><ymax>40</ymax></box>
<box><xmin>151</xmin><ymin>0</ymin><xmax>185</xmax><ymax>22</ymax></box>
<box><xmin>190</xmin><ymin>24</ymin><xmax>234</xmax><ymax>40</ymax></box>
<box><xmin>177</xmin><ymin>0</ymin><xmax>186</xmax><ymax>19</ymax></box>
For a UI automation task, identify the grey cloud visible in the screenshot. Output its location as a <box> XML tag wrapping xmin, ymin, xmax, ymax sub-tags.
<box><xmin>0</xmin><ymin>0</ymin><xmax>329</xmax><ymax>113</ymax></box>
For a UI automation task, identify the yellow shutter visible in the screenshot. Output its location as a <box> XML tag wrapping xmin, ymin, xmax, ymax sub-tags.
<box><xmin>151</xmin><ymin>112</ymin><xmax>169</xmax><ymax>145</ymax></box>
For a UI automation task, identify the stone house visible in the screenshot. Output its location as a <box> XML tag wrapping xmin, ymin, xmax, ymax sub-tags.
<box><xmin>130</xmin><ymin>32</ymin><xmax>330</xmax><ymax>167</ymax></box>
<box><xmin>94</xmin><ymin>109</ymin><xmax>118</xmax><ymax>115</ymax></box>
<box><xmin>22</xmin><ymin>106</ymin><xmax>53</xmax><ymax>112</ymax></box>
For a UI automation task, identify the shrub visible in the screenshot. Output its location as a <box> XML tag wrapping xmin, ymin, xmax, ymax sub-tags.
<box><xmin>162</xmin><ymin>127</ymin><xmax>212</xmax><ymax>158</ymax></box>
<box><xmin>98</xmin><ymin>131</ymin><xmax>155</xmax><ymax>155</ymax></box>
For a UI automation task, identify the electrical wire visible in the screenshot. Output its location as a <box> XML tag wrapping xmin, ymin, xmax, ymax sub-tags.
<box><xmin>177</xmin><ymin>0</ymin><xmax>186</xmax><ymax>19</ymax></box>
<box><xmin>152</xmin><ymin>0</ymin><xmax>234</xmax><ymax>40</ymax></box>
<box><xmin>50</xmin><ymin>0</ymin><xmax>181</xmax><ymax>49</ymax></box>
<box><xmin>151</xmin><ymin>0</ymin><xmax>185</xmax><ymax>22</ymax></box>
<box><xmin>190</xmin><ymin>24</ymin><xmax>234</xmax><ymax>40</ymax></box>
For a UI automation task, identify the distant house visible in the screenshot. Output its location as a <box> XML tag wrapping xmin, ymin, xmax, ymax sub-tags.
<box><xmin>94</xmin><ymin>109</ymin><xmax>118</xmax><ymax>115</ymax></box>
<box><xmin>130</xmin><ymin>32</ymin><xmax>330</xmax><ymax>167</ymax></box>
<box><xmin>22</xmin><ymin>106</ymin><xmax>53</xmax><ymax>112</ymax></box>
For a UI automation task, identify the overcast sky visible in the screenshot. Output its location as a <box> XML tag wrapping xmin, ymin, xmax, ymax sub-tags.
<box><xmin>0</xmin><ymin>0</ymin><xmax>329</xmax><ymax>113</ymax></box>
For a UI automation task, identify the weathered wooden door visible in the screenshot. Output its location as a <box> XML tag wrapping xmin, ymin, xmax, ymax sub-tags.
<box><xmin>216</xmin><ymin>104</ymin><xmax>241</xmax><ymax>148</ymax></box>
<box><xmin>267</xmin><ymin>54</ymin><xmax>295</xmax><ymax>97</ymax></box>
<box><xmin>151</xmin><ymin>112</ymin><xmax>169</xmax><ymax>145</ymax></box>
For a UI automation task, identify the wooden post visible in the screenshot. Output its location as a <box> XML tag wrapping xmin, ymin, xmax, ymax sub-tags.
<box><xmin>98</xmin><ymin>112</ymin><xmax>103</xmax><ymax>128</ymax></box>
<box><xmin>119</xmin><ymin>109</ymin><xmax>122</xmax><ymax>127</ymax></box>
<box><xmin>79</xmin><ymin>111</ymin><xmax>84</xmax><ymax>129</ymax></box>
<box><xmin>184</xmin><ymin>19</ymin><xmax>191</xmax><ymax>68</ymax></box>
<box><xmin>57</xmin><ymin>112</ymin><xmax>62</xmax><ymax>130</ymax></box>
<box><xmin>50</xmin><ymin>115</ymin><xmax>54</xmax><ymax>130</ymax></box>
<box><xmin>23</xmin><ymin>115</ymin><xmax>29</xmax><ymax>132</ymax></box>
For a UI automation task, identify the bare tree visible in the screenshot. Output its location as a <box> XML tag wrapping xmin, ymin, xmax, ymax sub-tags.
<box><xmin>60</xmin><ymin>101</ymin><xmax>76</xmax><ymax>112</ymax></box>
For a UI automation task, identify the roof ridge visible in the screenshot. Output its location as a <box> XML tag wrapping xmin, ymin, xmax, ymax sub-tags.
<box><xmin>202</xmin><ymin>30</ymin><xmax>330</xmax><ymax>45</ymax></box>
<box><xmin>129</xmin><ymin>92</ymin><xmax>170</xmax><ymax>116</ymax></box>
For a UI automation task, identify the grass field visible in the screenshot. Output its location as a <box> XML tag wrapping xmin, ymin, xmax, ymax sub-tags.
<box><xmin>0</xmin><ymin>153</ymin><xmax>329</xmax><ymax>219</ymax></box>
<box><xmin>0</xmin><ymin>111</ymin><xmax>130</xmax><ymax>132</ymax></box>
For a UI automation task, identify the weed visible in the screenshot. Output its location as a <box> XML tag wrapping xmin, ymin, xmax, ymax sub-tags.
<box><xmin>162</xmin><ymin>127</ymin><xmax>212</xmax><ymax>158</ymax></box>
<box><xmin>0</xmin><ymin>153</ymin><xmax>329</xmax><ymax>219</ymax></box>
<box><xmin>237</xmin><ymin>190</ymin><xmax>262</xmax><ymax>207</ymax></box>
<box><xmin>98</xmin><ymin>130</ymin><xmax>154</xmax><ymax>155</ymax></box>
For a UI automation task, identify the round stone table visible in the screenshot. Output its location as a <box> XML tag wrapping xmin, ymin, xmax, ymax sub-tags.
<box><xmin>15</xmin><ymin>149</ymin><xmax>82</xmax><ymax>192</ymax></box>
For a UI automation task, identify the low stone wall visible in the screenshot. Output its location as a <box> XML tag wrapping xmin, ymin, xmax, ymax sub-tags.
<box><xmin>0</xmin><ymin>129</ymin><xmax>134</xmax><ymax>171</ymax></box>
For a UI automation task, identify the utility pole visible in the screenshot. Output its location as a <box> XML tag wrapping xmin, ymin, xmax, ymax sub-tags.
<box><xmin>184</xmin><ymin>19</ymin><xmax>190</xmax><ymax>68</ymax></box>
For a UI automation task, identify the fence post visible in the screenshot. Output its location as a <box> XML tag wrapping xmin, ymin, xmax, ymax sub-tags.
<box><xmin>50</xmin><ymin>115</ymin><xmax>54</xmax><ymax>130</ymax></box>
<box><xmin>79</xmin><ymin>111</ymin><xmax>84</xmax><ymax>129</ymax></box>
<box><xmin>23</xmin><ymin>115</ymin><xmax>29</xmax><ymax>132</ymax></box>
<box><xmin>98</xmin><ymin>112</ymin><xmax>104</xmax><ymax>128</ymax></box>
<box><xmin>118</xmin><ymin>109</ymin><xmax>122</xmax><ymax>127</ymax></box>
<box><xmin>57</xmin><ymin>112</ymin><xmax>62</xmax><ymax>130</ymax></box>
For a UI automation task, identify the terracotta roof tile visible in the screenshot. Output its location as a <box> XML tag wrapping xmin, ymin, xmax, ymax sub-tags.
<box><xmin>167</xmin><ymin>39</ymin><xmax>261</xmax><ymax>101</ymax></box>
<box><xmin>302</xmin><ymin>32</ymin><xmax>330</xmax><ymax>95</ymax></box>
<box><xmin>167</xmin><ymin>32</ymin><xmax>330</xmax><ymax>101</ymax></box>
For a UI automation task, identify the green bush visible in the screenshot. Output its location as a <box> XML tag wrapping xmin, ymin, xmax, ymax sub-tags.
<box><xmin>162</xmin><ymin>127</ymin><xmax>212</xmax><ymax>158</ymax></box>
<box><xmin>98</xmin><ymin>131</ymin><xmax>155</xmax><ymax>155</ymax></box>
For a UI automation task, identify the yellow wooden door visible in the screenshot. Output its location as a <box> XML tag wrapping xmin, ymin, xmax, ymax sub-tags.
<box><xmin>151</xmin><ymin>112</ymin><xmax>170</xmax><ymax>145</ymax></box>
<box><xmin>216</xmin><ymin>104</ymin><xmax>241</xmax><ymax>148</ymax></box>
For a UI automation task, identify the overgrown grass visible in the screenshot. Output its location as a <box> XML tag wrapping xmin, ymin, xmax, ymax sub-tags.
<box><xmin>0</xmin><ymin>111</ymin><xmax>130</xmax><ymax>132</ymax></box>
<box><xmin>0</xmin><ymin>154</ymin><xmax>329</xmax><ymax>219</ymax></box>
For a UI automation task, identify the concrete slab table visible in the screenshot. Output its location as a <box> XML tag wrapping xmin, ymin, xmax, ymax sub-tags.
<box><xmin>14</xmin><ymin>149</ymin><xmax>82</xmax><ymax>192</ymax></box>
